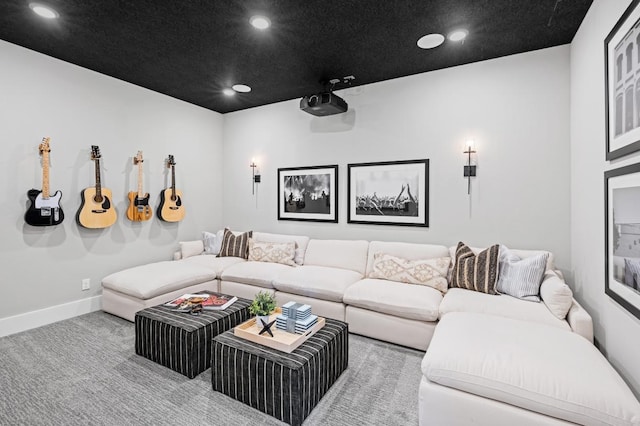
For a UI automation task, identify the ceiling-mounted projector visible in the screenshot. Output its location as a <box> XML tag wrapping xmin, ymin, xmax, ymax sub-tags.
<box><xmin>300</xmin><ymin>92</ymin><xmax>348</xmax><ymax>116</ymax></box>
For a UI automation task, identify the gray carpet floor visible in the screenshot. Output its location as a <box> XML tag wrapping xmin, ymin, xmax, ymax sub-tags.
<box><xmin>0</xmin><ymin>312</ymin><xmax>423</xmax><ymax>425</ymax></box>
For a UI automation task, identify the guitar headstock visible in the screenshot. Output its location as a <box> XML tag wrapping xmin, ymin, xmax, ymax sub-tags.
<box><xmin>38</xmin><ymin>137</ymin><xmax>51</xmax><ymax>155</ymax></box>
<box><xmin>91</xmin><ymin>145</ymin><xmax>101</xmax><ymax>161</ymax></box>
<box><xmin>134</xmin><ymin>150</ymin><xmax>143</xmax><ymax>165</ymax></box>
<box><xmin>167</xmin><ymin>155</ymin><xmax>175</xmax><ymax>168</ymax></box>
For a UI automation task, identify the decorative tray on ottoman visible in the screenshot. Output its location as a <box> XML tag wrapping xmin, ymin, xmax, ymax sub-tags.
<box><xmin>234</xmin><ymin>307</ymin><xmax>326</xmax><ymax>353</ymax></box>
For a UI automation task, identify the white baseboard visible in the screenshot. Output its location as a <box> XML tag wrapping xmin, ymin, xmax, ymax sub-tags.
<box><xmin>0</xmin><ymin>295</ymin><xmax>102</xmax><ymax>338</ymax></box>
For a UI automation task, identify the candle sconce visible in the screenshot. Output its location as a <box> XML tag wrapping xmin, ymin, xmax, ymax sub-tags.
<box><xmin>463</xmin><ymin>140</ymin><xmax>477</xmax><ymax>195</ymax></box>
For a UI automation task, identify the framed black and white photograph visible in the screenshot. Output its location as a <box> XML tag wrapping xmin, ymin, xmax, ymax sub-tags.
<box><xmin>605</xmin><ymin>162</ymin><xmax>640</xmax><ymax>320</ymax></box>
<box><xmin>605</xmin><ymin>0</ymin><xmax>640</xmax><ymax>160</ymax></box>
<box><xmin>277</xmin><ymin>165</ymin><xmax>338</xmax><ymax>223</ymax></box>
<box><xmin>347</xmin><ymin>159</ymin><xmax>428</xmax><ymax>227</ymax></box>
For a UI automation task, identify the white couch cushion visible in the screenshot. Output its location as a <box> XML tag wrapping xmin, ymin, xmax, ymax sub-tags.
<box><xmin>304</xmin><ymin>239</ymin><xmax>369</xmax><ymax>274</ymax></box>
<box><xmin>439</xmin><ymin>288</ymin><xmax>570</xmax><ymax>332</ymax></box>
<box><xmin>343</xmin><ymin>278</ymin><xmax>441</xmax><ymax>321</ymax></box>
<box><xmin>253</xmin><ymin>232</ymin><xmax>310</xmax><ymax>265</ymax></box>
<box><xmin>221</xmin><ymin>261</ymin><xmax>295</xmax><ymax>289</ymax></box>
<box><xmin>102</xmin><ymin>261</ymin><xmax>215</xmax><ymax>299</ymax></box>
<box><xmin>423</xmin><ymin>312</ymin><xmax>640</xmax><ymax>426</ymax></box>
<box><xmin>273</xmin><ymin>265</ymin><xmax>363</xmax><ymax>302</ymax></box>
<box><xmin>179</xmin><ymin>254</ymin><xmax>245</xmax><ymax>277</ymax></box>
<box><xmin>179</xmin><ymin>240</ymin><xmax>204</xmax><ymax>259</ymax></box>
<box><xmin>540</xmin><ymin>270</ymin><xmax>573</xmax><ymax>319</ymax></box>
<box><xmin>366</xmin><ymin>241</ymin><xmax>449</xmax><ymax>275</ymax></box>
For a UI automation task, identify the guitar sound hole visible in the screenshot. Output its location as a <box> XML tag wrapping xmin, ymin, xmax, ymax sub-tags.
<box><xmin>93</xmin><ymin>195</ymin><xmax>104</xmax><ymax>203</ymax></box>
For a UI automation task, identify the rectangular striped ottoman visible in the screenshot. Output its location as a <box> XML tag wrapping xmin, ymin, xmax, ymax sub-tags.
<box><xmin>135</xmin><ymin>296</ymin><xmax>251</xmax><ymax>379</ymax></box>
<box><xmin>211</xmin><ymin>318</ymin><xmax>349</xmax><ymax>426</ymax></box>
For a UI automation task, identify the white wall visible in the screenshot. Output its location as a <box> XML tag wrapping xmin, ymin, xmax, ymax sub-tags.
<box><xmin>222</xmin><ymin>46</ymin><xmax>572</xmax><ymax>269</ymax></box>
<box><xmin>0</xmin><ymin>40</ymin><xmax>223</xmax><ymax>320</ymax></box>
<box><xmin>571</xmin><ymin>0</ymin><xmax>640</xmax><ymax>396</ymax></box>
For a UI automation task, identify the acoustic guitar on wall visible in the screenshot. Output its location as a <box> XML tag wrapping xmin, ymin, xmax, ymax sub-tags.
<box><xmin>126</xmin><ymin>150</ymin><xmax>152</xmax><ymax>222</ymax></box>
<box><xmin>25</xmin><ymin>137</ymin><xmax>65</xmax><ymax>226</ymax></box>
<box><xmin>157</xmin><ymin>154</ymin><xmax>185</xmax><ymax>222</ymax></box>
<box><xmin>77</xmin><ymin>145</ymin><xmax>117</xmax><ymax>228</ymax></box>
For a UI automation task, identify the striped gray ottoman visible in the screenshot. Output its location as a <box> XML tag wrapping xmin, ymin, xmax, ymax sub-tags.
<box><xmin>135</xmin><ymin>297</ymin><xmax>251</xmax><ymax>379</ymax></box>
<box><xmin>211</xmin><ymin>318</ymin><xmax>348</xmax><ymax>426</ymax></box>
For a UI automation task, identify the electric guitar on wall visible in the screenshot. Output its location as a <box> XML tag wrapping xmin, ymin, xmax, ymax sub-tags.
<box><xmin>126</xmin><ymin>151</ymin><xmax>152</xmax><ymax>222</ymax></box>
<box><xmin>77</xmin><ymin>145</ymin><xmax>118</xmax><ymax>228</ymax></box>
<box><xmin>25</xmin><ymin>137</ymin><xmax>65</xmax><ymax>226</ymax></box>
<box><xmin>157</xmin><ymin>154</ymin><xmax>185</xmax><ymax>222</ymax></box>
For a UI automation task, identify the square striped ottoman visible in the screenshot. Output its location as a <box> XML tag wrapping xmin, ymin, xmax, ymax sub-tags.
<box><xmin>135</xmin><ymin>297</ymin><xmax>251</xmax><ymax>379</ymax></box>
<box><xmin>211</xmin><ymin>318</ymin><xmax>349</xmax><ymax>426</ymax></box>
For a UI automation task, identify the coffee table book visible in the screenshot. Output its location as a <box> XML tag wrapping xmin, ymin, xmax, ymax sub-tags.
<box><xmin>165</xmin><ymin>292</ymin><xmax>237</xmax><ymax>311</ymax></box>
<box><xmin>234</xmin><ymin>307</ymin><xmax>326</xmax><ymax>353</ymax></box>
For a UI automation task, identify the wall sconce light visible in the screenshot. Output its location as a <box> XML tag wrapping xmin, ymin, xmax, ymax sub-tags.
<box><xmin>463</xmin><ymin>140</ymin><xmax>477</xmax><ymax>195</ymax></box>
<box><xmin>250</xmin><ymin>158</ymin><xmax>261</xmax><ymax>194</ymax></box>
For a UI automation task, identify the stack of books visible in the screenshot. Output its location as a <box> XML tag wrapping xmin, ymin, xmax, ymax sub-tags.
<box><xmin>276</xmin><ymin>301</ymin><xmax>317</xmax><ymax>334</ymax></box>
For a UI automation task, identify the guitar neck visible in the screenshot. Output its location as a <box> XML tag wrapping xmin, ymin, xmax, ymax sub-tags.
<box><xmin>42</xmin><ymin>150</ymin><xmax>50</xmax><ymax>199</ymax></box>
<box><xmin>94</xmin><ymin>158</ymin><xmax>102</xmax><ymax>198</ymax></box>
<box><xmin>171</xmin><ymin>165</ymin><xmax>176</xmax><ymax>197</ymax></box>
<box><xmin>137</xmin><ymin>161</ymin><xmax>144</xmax><ymax>197</ymax></box>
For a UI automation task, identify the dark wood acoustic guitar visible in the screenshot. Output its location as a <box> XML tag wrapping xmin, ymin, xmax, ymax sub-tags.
<box><xmin>25</xmin><ymin>137</ymin><xmax>65</xmax><ymax>226</ymax></box>
<box><xmin>157</xmin><ymin>154</ymin><xmax>185</xmax><ymax>222</ymax></box>
<box><xmin>77</xmin><ymin>145</ymin><xmax>117</xmax><ymax>228</ymax></box>
<box><xmin>126</xmin><ymin>150</ymin><xmax>152</xmax><ymax>222</ymax></box>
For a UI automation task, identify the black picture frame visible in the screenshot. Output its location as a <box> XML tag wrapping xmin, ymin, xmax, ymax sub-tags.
<box><xmin>605</xmin><ymin>0</ymin><xmax>640</xmax><ymax>160</ymax></box>
<box><xmin>605</xmin><ymin>162</ymin><xmax>640</xmax><ymax>320</ymax></box>
<box><xmin>347</xmin><ymin>159</ymin><xmax>429</xmax><ymax>227</ymax></box>
<box><xmin>277</xmin><ymin>165</ymin><xmax>338</xmax><ymax>223</ymax></box>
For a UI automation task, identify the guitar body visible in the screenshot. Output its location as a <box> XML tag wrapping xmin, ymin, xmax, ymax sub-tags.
<box><xmin>77</xmin><ymin>187</ymin><xmax>118</xmax><ymax>228</ymax></box>
<box><xmin>157</xmin><ymin>188</ymin><xmax>185</xmax><ymax>222</ymax></box>
<box><xmin>25</xmin><ymin>189</ymin><xmax>64</xmax><ymax>226</ymax></box>
<box><xmin>126</xmin><ymin>191</ymin><xmax>152</xmax><ymax>221</ymax></box>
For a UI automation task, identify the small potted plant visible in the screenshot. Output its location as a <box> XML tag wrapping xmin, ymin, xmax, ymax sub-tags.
<box><xmin>249</xmin><ymin>291</ymin><xmax>276</xmax><ymax>326</ymax></box>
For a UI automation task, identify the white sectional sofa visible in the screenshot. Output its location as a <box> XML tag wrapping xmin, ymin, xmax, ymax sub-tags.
<box><xmin>101</xmin><ymin>230</ymin><xmax>640</xmax><ymax>425</ymax></box>
<box><xmin>102</xmin><ymin>230</ymin><xmax>592</xmax><ymax>349</ymax></box>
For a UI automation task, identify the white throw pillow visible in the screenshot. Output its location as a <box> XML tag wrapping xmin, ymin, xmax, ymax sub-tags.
<box><xmin>368</xmin><ymin>252</ymin><xmax>450</xmax><ymax>293</ymax></box>
<box><xmin>496</xmin><ymin>246</ymin><xmax>548</xmax><ymax>302</ymax></box>
<box><xmin>248</xmin><ymin>239</ymin><xmax>296</xmax><ymax>266</ymax></box>
<box><xmin>179</xmin><ymin>240</ymin><xmax>204</xmax><ymax>259</ymax></box>
<box><xmin>203</xmin><ymin>230</ymin><xmax>224</xmax><ymax>255</ymax></box>
<box><xmin>540</xmin><ymin>270</ymin><xmax>573</xmax><ymax>319</ymax></box>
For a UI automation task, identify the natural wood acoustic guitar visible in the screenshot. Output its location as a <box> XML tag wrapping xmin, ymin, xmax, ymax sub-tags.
<box><xmin>24</xmin><ymin>137</ymin><xmax>65</xmax><ymax>226</ymax></box>
<box><xmin>77</xmin><ymin>145</ymin><xmax>117</xmax><ymax>228</ymax></box>
<box><xmin>157</xmin><ymin>154</ymin><xmax>185</xmax><ymax>222</ymax></box>
<box><xmin>126</xmin><ymin>151</ymin><xmax>152</xmax><ymax>221</ymax></box>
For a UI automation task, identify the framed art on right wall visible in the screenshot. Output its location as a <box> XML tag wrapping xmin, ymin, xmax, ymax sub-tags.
<box><xmin>605</xmin><ymin>0</ymin><xmax>640</xmax><ymax>160</ymax></box>
<box><xmin>605</xmin><ymin>162</ymin><xmax>640</xmax><ymax>320</ymax></box>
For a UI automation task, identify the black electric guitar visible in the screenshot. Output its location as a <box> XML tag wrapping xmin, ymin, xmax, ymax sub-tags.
<box><xmin>126</xmin><ymin>151</ymin><xmax>152</xmax><ymax>221</ymax></box>
<box><xmin>157</xmin><ymin>155</ymin><xmax>185</xmax><ymax>222</ymax></box>
<box><xmin>77</xmin><ymin>145</ymin><xmax>118</xmax><ymax>228</ymax></box>
<box><xmin>25</xmin><ymin>137</ymin><xmax>65</xmax><ymax>226</ymax></box>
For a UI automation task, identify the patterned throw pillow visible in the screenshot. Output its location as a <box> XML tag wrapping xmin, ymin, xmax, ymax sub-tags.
<box><xmin>217</xmin><ymin>228</ymin><xmax>252</xmax><ymax>259</ymax></box>
<box><xmin>450</xmin><ymin>242</ymin><xmax>500</xmax><ymax>294</ymax></box>
<box><xmin>368</xmin><ymin>253</ymin><xmax>451</xmax><ymax>293</ymax></box>
<box><xmin>496</xmin><ymin>247</ymin><xmax>549</xmax><ymax>302</ymax></box>
<box><xmin>248</xmin><ymin>239</ymin><xmax>296</xmax><ymax>266</ymax></box>
<box><xmin>624</xmin><ymin>258</ymin><xmax>640</xmax><ymax>290</ymax></box>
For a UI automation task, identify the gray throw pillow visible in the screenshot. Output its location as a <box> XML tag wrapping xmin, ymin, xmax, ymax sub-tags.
<box><xmin>624</xmin><ymin>258</ymin><xmax>640</xmax><ymax>290</ymax></box>
<box><xmin>203</xmin><ymin>230</ymin><xmax>224</xmax><ymax>255</ymax></box>
<box><xmin>496</xmin><ymin>247</ymin><xmax>548</xmax><ymax>302</ymax></box>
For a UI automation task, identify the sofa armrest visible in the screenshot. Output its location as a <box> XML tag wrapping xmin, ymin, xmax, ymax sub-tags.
<box><xmin>566</xmin><ymin>299</ymin><xmax>594</xmax><ymax>343</ymax></box>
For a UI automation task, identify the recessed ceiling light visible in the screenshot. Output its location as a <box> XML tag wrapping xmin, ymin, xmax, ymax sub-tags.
<box><xmin>232</xmin><ymin>84</ymin><xmax>252</xmax><ymax>93</ymax></box>
<box><xmin>448</xmin><ymin>29</ymin><xmax>468</xmax><ymax>42</ymax></box>
<box><xmin>250</xmin><ymin>15</ymin><xmax>271</xmax><ymax>30</ymax></box>
<box><xmin>223</xmin><ymin>88</ymin><xmax>235</xmax><ymax>96</ymax></box>
<box><xmin>417</xmin><ymin>33</ymin><xmax>445</xmax><ymax>49</ymax></box>
<box><xmin>29</xmin><ymin>2</ymin><xmax>59</xmax><ymax>19</ymax></box>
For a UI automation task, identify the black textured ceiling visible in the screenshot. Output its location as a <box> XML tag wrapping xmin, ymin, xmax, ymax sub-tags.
<box><xmin>0</xmin><ymin>1</ymin><xmax>593</xmax><ymax>114</ymax></box>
